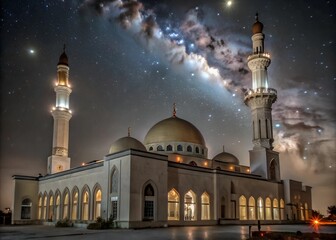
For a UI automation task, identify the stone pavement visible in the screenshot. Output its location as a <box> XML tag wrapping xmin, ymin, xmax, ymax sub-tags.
<box><xmin>0</xmin><ymin>224</ymin><xmax>335</xmax><ymax>240</ymax></box>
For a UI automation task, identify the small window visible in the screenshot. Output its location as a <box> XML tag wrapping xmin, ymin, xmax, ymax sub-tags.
<box><xmin>167</xmin><ymin>145</ymin><xmax>173</xmax><ymax>151</ymax></box>
<box><xmin>149</xmin><ymin>146</ymin><xmax>153</xmax><ymax>151</ymax></box>
<box><xmin>195</xmin><ymin>147</ymin><xmax>199</xmax><ymax>153</ymax></box>
<box><xmin>177</xmin><ymin>145</ymin><xmax>183</xmax><ymax>151</ymax></box>
<box><xmin>157</xmin><ymin>145</ymin><xmax>164</xmax><ymax>151</ymax></box>
<box><xmin>21</xmin><ymin>198</ymin><xmax>32</xmax><ymax>219</ymax></box>
<box><xmin>187</xmin><ymin>146</ymin><xmax>192</xmax><ymax>152</ymax></box>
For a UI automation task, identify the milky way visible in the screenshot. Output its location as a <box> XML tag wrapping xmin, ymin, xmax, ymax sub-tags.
<box><xmin>1</xmin><ymin>0</ymin><xmax>335</xmax><ymax>213</ymax></box>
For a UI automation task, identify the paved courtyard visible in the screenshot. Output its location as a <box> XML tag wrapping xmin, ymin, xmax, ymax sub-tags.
<box><xmin>0</xmin><ymin>224</ymin><xmax>335</xmax><ymax>240</ymax></box>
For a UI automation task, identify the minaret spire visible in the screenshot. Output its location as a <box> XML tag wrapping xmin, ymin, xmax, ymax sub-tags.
<box><xmin>244</xmin><ymin>14</ymin><xmax>280</xmax><ymax>181</ymax></box>
<box><xmin>47</xmin><ymin>46</ymin><xmax>72</xmax><ymax>174</ymax></box>
<box><xmin>172</xmin><ymin>103</ymin><xmax>176</xmax><ymax>117</ymax></box>
<box><xmin>128</xmin><ymin>127</ymin><xmax>131</xmax><ymax>137</ymax></box>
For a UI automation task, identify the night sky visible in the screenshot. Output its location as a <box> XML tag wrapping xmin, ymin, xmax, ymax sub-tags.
<box><xmin>1</xmin><ymin>0</ymin><xmax>335</xmax><ymax>214</ymax></box>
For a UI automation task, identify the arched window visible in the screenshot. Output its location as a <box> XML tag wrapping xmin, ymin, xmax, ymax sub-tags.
<box><xmin>187</xmin><ymin>145</ymin><xmax>192</xmax><ymax>152</ymax></box>
<box><xmin>157</xmin><ymin>145</ymin><xmax>163</xmax><ymax>151</ymax></box>
<box><xmin>48</xmin><ymin>195</ymin><xmax>54</xmax><ymax>221</ymax></box>
<box><xmin>270</xmin><ymin>160</ymin><xmax>277</xmax><ymax>180</ymax></box>
<box><xmin>177</xmin><ymin>145</ymin><xmax>183</xmax><ymax>151</ymax></box>
<box><xmin>184</xmin><ymin>190</ymin><xmax>196</xmax><ymax>221</ymax></box>
<box><xmin>239</xmin><ymin>195</ymin><xmax>247</xmax><ymax>220</ymax></box>
<box><xmin>149</xmin><ymin>146</ymin><xmax>153</xmax><ymax>151</ymax></box>
<box><xmin>94</xmin><ymin>189</ymin><xmax>102</xmax><ymax>220</ymax></box>
<box><xmin>305</xmin><ymin>203</ymin><xmax>309</xmax><ymax>220</ymax></box>
<box><xmin>144</xmin><ymin>184</ymin><xmax>155</xmax><ymax>220</ymax></box>
<box><xmin>43</xmin><ymin>194</ymin><xmax>47</xmax><ymax>220</ymax></box>
<box><xmin>300</xmin><ymin>203</ymin><xmax>305</xmax><ymax>220</ymax></box>
<box><xmin>257</xmin><ymin>197</ymin><xmax>264</xmax><ymax>220</ymax></box>
<box><xmin>168</xmin><ymin>189</ymin><xmax>179</xmax><ymax>220</ymax></box>
<box><xmin>167</xmin><ymin>145</ymin><xmax>173</xmax><ymax>151</ymax></box>
<box><xmin>63</xmin><ymin>192</ymin><xmax>69</xmax><ymax>219</ymax></box>
<box><xmin>82</xmin><ymin>189</ymin><xmax>90</xmax><ymax>220</ymax></box>
<box><xmin>195</xmin><ymin>147</ymin><xmax>199</xmax><ymax>154</ymax></box>
<box><xmin>265</xmin><ymin>197</ymin><xmax>272</xmax><ymax>220</ymax></box>
<box><xmin>38</xmin><ymin>195</ymin><xmax>42</xmax><ymax>220</ymax></box>
<box><xmin>111</xmin><ymin>168</ymin><xmax>119</xmax><ymax>220</ymax></box>
<box><xmin>201</xmin><ymin>192</ymin><xmax>210</xmax><ymax>220</ymax></box>
<box><xmin>189</xmin><ymin>161</ymin><xmax>197</xmax><ymax>166</ymax></box>
<box><xmin>21</xmin><ymin>198</ymin><xmax>32</xmax><ymax>219</ymax></box>
<box><xmin>71</xmin><ymin>189</ymin><xmax>78</xmax><ymax>220</ymax></box>
<box><xmin>280</xmin><ymin>199</ymin><xmax>285</xmax><ymax>220</ymax></box>
<box><xmin>248</xmin><ymin>197</ymin><xmax>256</xmax><ymax>220</ymax></box>
<box><xmin>273</xmin><ymin>198</ymin><xmax>279</xmax><ymax>220</ymax></box>
<box><xmin>55</xmin><ymin>193</ymin><xmax>61</xmax><ymax>220</ymax></box>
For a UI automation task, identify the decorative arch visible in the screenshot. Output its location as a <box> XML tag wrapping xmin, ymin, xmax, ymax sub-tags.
<box><xmin>71</xmin><ymin>186</ymin><xmax>79</xmax><ymax>220</ymax></box>
<box><xmin>142</xmin><ymin>180</ymin><xmax>157</xmax><ymax>221</ymax></box>
<box><xmin>81</xmin><ymin>185</ymin><xmax>91</xmax><ymax>220</ymax></box>
<box><xmin>62</xmin><ymin>188</ymin><xmax>70</xmax><ymax>219</ymax></box>
<box><xmin>93</xmin><ymin>183</ymin><xmax>102</xmax><ymax>220</ymax></box>
<box><xmin>184</xmin><ymin>190</ymin><xmax>196</xmax><ymax>221</ymax></box>
<box><xmin>265</xmin><ymin>197</ymin><xmax>272</xmax><ymax>220</ymax></box>
<box><xmin>257</xmin><ymin>197</ymin><xmax>264</xmax><ymax>220</ymax></box>
<box><xmin>168</xmin><ymin>188</ymin><xmax>180</xmax><ymax>220</ymax></box>
<box><xmin>248</xmin><ymin>196</ymin><xmax>256</xmax><ymax>220</ymax></box>
<box><xmin>239</xmin><ymin>195</ymin><xmax>247</xmax><ymax>220</ymax></box>
<box><xmin>55</xmin><ymin>189</ymin><xmax>61</xmax><ymax>220</ymax></box>
<box><xmin>201</xmin><ymin>192</ymin><xmax>210</xmax><ymax>220</ymax></box>
<box><xmin>21</xmin><ymin>197</ymin><xmax>32</xmax><ymax>219</ymax></box>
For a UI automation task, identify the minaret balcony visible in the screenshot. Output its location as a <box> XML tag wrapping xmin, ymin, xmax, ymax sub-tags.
<box><xmin>244</xmin><ymin>87</ymin><xmax>277</xmax><ymax>103</ymax></box>
<box><xmin>247</xmin><ymin>52</ymin><xmax>270</xmax><ymax>61</ymax></box>
<box><xmin>51</xmin><ymin>106</ymin><xmax>72</xmax><ymax>114</ymax></box>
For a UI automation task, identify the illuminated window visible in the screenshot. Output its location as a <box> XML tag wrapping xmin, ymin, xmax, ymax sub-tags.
<box><xmin>43</xmin><ymin>194</ymin><xmax>47</xmax><ymax>220</ymax></box>
<box><xmin>168</xmin><ymin>189</ymin><xmax>180</xmax><ymax>220</ymax></box>
<box><xmin>48</xmin><ymin>195</ymin><xmax>54</xmax><ymax>220</ymax></box>
<box><xmin>55</xmin><ymin>194</ymin><xmax>60</xmax><ymax>220</ymax></box>
<box><xmin>71</xmin><ymin>190</ymin><xmax>78</xmax><ymax>220</ymax></box>
<box><xmin>144</xmin><ymin>184</ymin><xmax>155</xmax><ymax>220</ymax></box>
<box><xmin>305</xmin><ymin>203</ymin><xmax>309</xmax><ymax>220</ymax></box>
<box><xmin>167</xmin><ymin>145</ymin><xmax>173</xmax><ymax>151</ymax></box>
<box><xmin>184</xmin><ymin>190</ymin><xmax>196</xmax><ymax>221</ymax></box>
<box><xmin>177</xmin><ymin>145</ymin><xmax>183</xmax><ymax>151</ymax></box>
<box><xmin>273</xmin><ymin>198</ymin><xmax>279</xmax><ymax>220</ymax></box>
<box><xmin>280</xmin><ymin>199</ymin><xmax>285</xmax><ymax>220</ymax></box>
<box><xmin>248</xmin><ymin>197</ymin><xmax>256</xmax><ymax>220</ymax></box>
<box><xmin>300</xmin><ymin>203</ymin><xmax>305</xmax><ymax>220</ymax></box>
<box><xmin>257</xmin><ymin>197</ymin><xmax>264</xmax><ymax>220</ymax></box>
<box><xmin>187</xmin><ymin>145</ymin><xmax>192</xmax><ymax>152</ymax></box>
<box><xmin>63</xmin><ymin>192</ymin><xmax>69</xmax><ymax>219</ymax></box>
<box><xmin>201</xmin><ymin>192</ymin><xmax>210</xmax><ymax>220</ymax></box>
<box><xmin>94</xmin><ymin>189</ymin><xmax>102</xmax><ymax>220</ymax></box>
<box><xmin>239</xmin><ymin>195</ymin><xmax>247</xmax><ymax>220</ymax></box>
<box><xmin>38</xmin><ymin>196</ymin><xmax>42</xmax><ymax>220</ymax></box>
<box><xmin>21</xmin><ymin>198</ymin><xmax>32</xmax><ymax>219</ymax></box>
<box><xmin>82</xmin><ymin>190</ymin><xmax>89</xmax><ymax>220</ymax></box>
<box><xmin>265</xmin><ymin>197</ymin><xmax>272</xmax><ymax>220</ymax></box>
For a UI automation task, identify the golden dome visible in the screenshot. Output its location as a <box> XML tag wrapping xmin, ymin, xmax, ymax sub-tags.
<box><xmin>109</xmin><ymin>136</ymin><xmax>146</xmax><ymax>154</ymax></box>
<box><xmin>213</xmin><ymin>151</ymin><xmax>240</xmax><ymax>165</ymax></box>
<box><xmin>252</xmin><ymin>13</ymin><xmax>263</xmax><ymax>34</ymax></box>
<box><xmin>144</xmin><ymin>117</ymin><xmax>206</xmax><ymax>146</ymax></box>
<box><xmin>58</xmin><ymin>45</ymin><xmax>68</xmax><ymax>66</ymax></box>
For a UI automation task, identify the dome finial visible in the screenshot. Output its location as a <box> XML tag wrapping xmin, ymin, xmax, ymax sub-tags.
<box><xmin>173</xmin><ymin>103</ymin><xmax>176</xmax><ymax>117</ymax></box>
<box><xmin>128</xmin><ymin>127</ymin><xmax>131</xmax><ymax>137</ymax></box>
<box><xmin>63</xmin><ymin>44</ymin><xmax>66</xmax><ymax>53</ymax></box>
<box><xmin>255</xmin><ymin>12</ymin><xmax>259</xmax><ymax>22</ymax></box>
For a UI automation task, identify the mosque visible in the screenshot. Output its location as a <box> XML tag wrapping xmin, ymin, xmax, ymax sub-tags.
<box><xmin>11</xmin><ymin>16</ymin><xmax>312</xmax><ymax>227</ymax></box>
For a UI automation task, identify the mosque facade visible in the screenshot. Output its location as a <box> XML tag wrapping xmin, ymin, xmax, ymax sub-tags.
<box><xmin>11</xmin><ymin>17</ymin><xmax>312</xmax><ymax>227</ymax></box>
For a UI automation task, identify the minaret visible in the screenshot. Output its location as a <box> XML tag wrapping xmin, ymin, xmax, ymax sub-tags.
<box><xmin>47</xmin><ymin>46</ymin><xmax>72</xmax><ymax>174</ymax></box>
<box><xmin>244</xmin><ymin>14</ymin><xmax>280</xmax><ymax>181</ymax></box>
